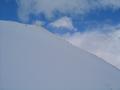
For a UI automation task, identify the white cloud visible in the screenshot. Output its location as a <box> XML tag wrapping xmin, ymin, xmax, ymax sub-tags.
<box><xmin>100</xmin><ymin>0</ymin><xmax>120</xmax><ymax>9</ymax></box>
<box><xmin>16</xmin><ymin>0</ymin><xmax>120</xmax><ymax>22</ymax></box>
<box><xmin>16</xmin><ymin>0</ymin><xmax>33</xmax><ymax>22</ymax></box>
<box><xmin>32</xmin><ymin>20</ymin><xmax>45</xmax><ymax>26</ymax></box>
<box><xmin>49</xmin><ymin>16</ymin><xmax>76</xmax><ymax>31</ymax></box>
<box><xmin>63</xmin><ymin>24</ymin><xmax>120</xmax><ymax>69</ymax></box>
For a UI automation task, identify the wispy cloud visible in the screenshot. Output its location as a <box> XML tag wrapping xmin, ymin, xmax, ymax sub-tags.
<box><xmin>63</xmin><ymin>24</ymin><xmax>120</xmax><ymax>68</ymax></box>
<box><xmin>49</xmin><ymin>16</ymin><xmax>76</xmax><ymax>31</ymax></box>
<box><xmin>16</xmin><ymin>0</ymin><xmax>120</xmax><ymax>22</ymax></box>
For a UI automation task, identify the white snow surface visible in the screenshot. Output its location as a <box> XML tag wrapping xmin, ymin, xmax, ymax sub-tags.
<box><xmin>0</xmin><ymin>20</ymin><xmax>120</xmax><ymax>90</ymax></box>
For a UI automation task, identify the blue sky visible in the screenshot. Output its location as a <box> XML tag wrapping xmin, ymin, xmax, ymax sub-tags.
<box><xmin>0</xmin><ymin>0</ymin><xmax>120</xmax><ymax>67</ymax></box>
<box><xmin>0</xmin><ymin>0</ymin><xmax>18</xmax><ymax>21</ymax></box>
<box><xmin>0</xmin><ymin>0</ymin><xmax>120</xmax><ymax>33</ymax></box>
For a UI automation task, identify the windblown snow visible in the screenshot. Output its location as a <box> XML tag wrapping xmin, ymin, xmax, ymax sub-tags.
<box><xmin>0</xmin><ymin>21</ymin><xmax>120</xmax><ymax>90</ymax></box>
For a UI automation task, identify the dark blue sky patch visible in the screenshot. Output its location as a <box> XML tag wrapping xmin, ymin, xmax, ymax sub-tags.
<box><xmin>0</xmin><ymin>0</ymin><xmax>19</xmax><ymax>22</ymax></box>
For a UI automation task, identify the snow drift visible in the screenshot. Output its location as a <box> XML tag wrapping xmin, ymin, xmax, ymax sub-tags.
<box><xmin>0</xmin><ymin>21</ymin><xmax>120</xmax><ymax>90</ymax></box>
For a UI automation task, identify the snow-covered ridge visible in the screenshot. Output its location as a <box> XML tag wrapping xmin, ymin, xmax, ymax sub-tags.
<box><xmin>0</xmin><ymin>20</ymin><xmax>120</xmax><ymax>90</ymax></box>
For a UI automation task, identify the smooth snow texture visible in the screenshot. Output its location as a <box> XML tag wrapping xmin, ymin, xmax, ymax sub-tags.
<box><xmin>0</xmin><ymin>21</ymin><xmax>120</xmax><ymax>90</ymax></box>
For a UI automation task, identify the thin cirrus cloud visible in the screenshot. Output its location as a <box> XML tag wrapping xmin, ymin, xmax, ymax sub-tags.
<box><xmin>16</xmin><ymin>0</ymin><xmax>120</xmax><ymax>22</ymax></box>
<box><xmin>62</xmin><ymin>24</ymin><xmax>120</xmax><ymax>69</ymax></box>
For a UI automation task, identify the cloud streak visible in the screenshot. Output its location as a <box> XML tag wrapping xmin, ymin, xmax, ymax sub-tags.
<box><xmin>16</xmin><ymin>0</ymin><xmax>120</xmax><ymax>22</ymax></box>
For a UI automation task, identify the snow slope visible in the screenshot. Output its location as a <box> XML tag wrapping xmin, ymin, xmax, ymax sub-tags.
<box><xmin>0</xmin><ymin>20</ymin><xmax>120</xmax><ymax>90</ymax></box>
